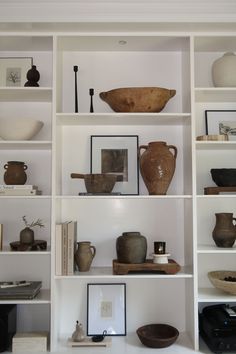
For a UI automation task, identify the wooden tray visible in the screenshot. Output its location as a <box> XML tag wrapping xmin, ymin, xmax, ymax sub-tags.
<box><xmin>68</xmin><ymin>337</ymin><xmax>112</xmax><ymax>347</ymax></box>
<box><xmin>112</xmin><ymin>259</ymin><xmax>181</xmax><ymax>275</ymax></box>
<box><xmin>204</xmin><ymin>186</ymin><xmax>236</xmax><ymax>195</ymax></box>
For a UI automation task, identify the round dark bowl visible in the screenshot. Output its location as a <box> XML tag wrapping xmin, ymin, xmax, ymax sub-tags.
<box><xmin>136</xmin><ymin>323</ymin><xmax>179</xmax><ymax>348</ymax></box>
<box><xmin>211</xmin><ymin>168</ymin><xmax>236</xmax><ymax>187</ymax></box>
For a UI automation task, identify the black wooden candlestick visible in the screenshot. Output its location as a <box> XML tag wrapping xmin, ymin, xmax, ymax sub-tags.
<box><xmin>89</xmin><ymin>88</ymin><xmax>94</xmax><ymax>113</ymax></box>
<box><xmin>73</xmin><ymin>65</ymin><xmax>78</xmax><ymax>113</ymax></box>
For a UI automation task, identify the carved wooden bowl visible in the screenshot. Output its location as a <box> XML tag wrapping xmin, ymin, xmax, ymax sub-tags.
<box><xmin>71</xmin><ymin>173</ymin><xmax>117</xmax><ymax>194</ymax></box>
<box><xmin>136</xmin><ymin>323</ymin><xmax>179</xmax><ymax>348</ymax></box>
<box><xmin>99</xmin><ymin>87</ymin><xmax>176</xmax><ymax>113</ymax></box>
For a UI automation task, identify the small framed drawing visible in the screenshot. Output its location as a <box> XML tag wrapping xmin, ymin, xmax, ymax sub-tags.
<box><xmin>87</xmin><ymin>283</ymin><xmax>126</xmax><ymax>336</ymax></box>
<box><xmin>90</xmin><ymin>135</ymin><xmax>139</xmax><ymax>195</ymax></box>
<box><xmin>0</xmin><ymin>57</ymin><xmax>33</xmax><ymax>87</ymax></box>
<box><xmin>205</xmin><ymin>110</ymin><xmax>236</xmax><ymax>140</ymax></box>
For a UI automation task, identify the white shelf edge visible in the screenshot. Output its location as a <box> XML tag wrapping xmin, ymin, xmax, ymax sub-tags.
<box><xmin>0</xmin><ymin>195</ymin><xmax>52</xmax><ymax>199</ymax></box>
<box><xmin>197</xmin><ymin>194</ymin><xmax>236</xmax><ymax>198</ymax></box>
<box><xmin>56</xmin><ymin>195</ymin><xmax>192</xmax><ymax>199</ymax></box>
<box><xmin>0</xmin><ymin>289</ymin><xmax>51</xmax><ymax>304</ymax></box>
<box><xmin>197</xmin><ymin>245</ymin><xmax>236</xmax><ymax>254</ymax></box>
<box><xmin>0</xmin><ymin>247</ymin><xmax>51</xmax><ymax>255</ymax></box>
<box><xmin>54</xmin><ymin>266</ymin><xmax>193</xmax><ymax>279</ymax></box>
<box><xmin>198</xmin><ymin>287</ymin><xmax>236</xmax><ymax>302</ymax></box>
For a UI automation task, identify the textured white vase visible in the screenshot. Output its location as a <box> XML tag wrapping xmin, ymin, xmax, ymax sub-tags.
<box><xmin>212</xmin><ymin>52</ymin><xmax>236</xmax><ymax>87</ymax></box>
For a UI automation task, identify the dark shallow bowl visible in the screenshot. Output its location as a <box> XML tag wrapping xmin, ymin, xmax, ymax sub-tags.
<box><xmin>136</xmin><ymin>323</ymin><xmax>179</xmax><ymax>348</ymax></box>
<box><xmin>211</xmin><ymin>168</ymin><xmax>236</xmax><ymax>187</ymax></box>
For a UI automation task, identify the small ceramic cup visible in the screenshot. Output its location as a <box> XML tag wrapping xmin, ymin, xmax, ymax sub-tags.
<box><xmin>154</xmin><ymin>241</ymin><xmax>166</xmax><ymax>254</ymax></box>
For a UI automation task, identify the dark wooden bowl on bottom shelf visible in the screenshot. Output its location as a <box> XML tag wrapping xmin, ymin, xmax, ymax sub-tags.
<box><xmin>136</xmin><ymin>323</ymin><xmax>179</xmax><ymax>348</ymax></box>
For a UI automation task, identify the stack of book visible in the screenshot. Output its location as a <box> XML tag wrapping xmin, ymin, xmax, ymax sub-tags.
<box><xmin>0</xmin><ymin>185</ymin><xmax>42</xmax><ymax>196</ymax></box>
<box><xmin>55</xmin><ymin>221</ymin><xmax>77</xmax><ymax>276</ymax></box>
<box><xmin>0</xmin><ymin>281</ymin><xmax>42</xmax><ymax>300</ymax></box>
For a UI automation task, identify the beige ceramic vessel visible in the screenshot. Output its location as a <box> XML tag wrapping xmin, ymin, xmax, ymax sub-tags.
<box><xmin>99</xmin><ymin>87</ymin><xmax>176</xmax><ymax>112</ymax></box>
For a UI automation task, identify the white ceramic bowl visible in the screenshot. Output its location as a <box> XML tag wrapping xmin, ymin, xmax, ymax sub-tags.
<box><xmin>0</xmin><ymin>117</ymin><xmax>44</xmax><ymax>140</ymax></box>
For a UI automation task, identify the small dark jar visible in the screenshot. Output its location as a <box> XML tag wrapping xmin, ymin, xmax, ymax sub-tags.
<box><xmin>24</xmin><ymin>65</ymin><xmax>40</xmax><ymax>87</ymax></box>
<box><xmin>4</xmin><ymin>161</ymin><xmax>27</xmax><ymax>185</ymax></box>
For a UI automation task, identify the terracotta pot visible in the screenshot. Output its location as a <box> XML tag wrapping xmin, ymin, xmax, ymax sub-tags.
<box><xmin>116</xmin><ymin>231</ymin><xmax>147</xmax><ymax>264</ymax></box>
<box><xmin>139</xmin><ymin>141</ymin><xmax>177</xmax><ymax>195</ymax></box>
<box><xmin>74</xmin><ymin>241</ymin><xmax>96</xmax><ymax>271</ymax></box>
<box><xmin>4</xmin><ymin>161</ymin><xmax>27</xmax><ymax>185</ymax></box>
<box><xmin>212</xmin><ymin>213</ymin><xmax>236</xmax><ymax>247</ymax></box>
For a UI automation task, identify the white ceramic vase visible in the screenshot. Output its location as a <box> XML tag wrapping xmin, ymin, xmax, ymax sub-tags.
<box><xmin>212</xmin><ymin>52</ymin><xmax>236</xmax><ymax>87</ymax></box>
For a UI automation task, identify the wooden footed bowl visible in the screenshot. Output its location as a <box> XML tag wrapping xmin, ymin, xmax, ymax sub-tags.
<box><xmin>71</xmin><ymin>173</ymin><xmax>117</xmax><ymax>194</ymax></box>
<box><xmin>208</xmin><ymin>271</ymin><xmax>236</xmax><ymax>295</ymax></box>
<box><xmin>136</xmin><ymin>323</ymin><xmax>179</xmax><ymax>348</ymax></box>
<box><xmin>99</xmin><ymin>87</ymin><xmax>176</xmax><ymax>113</ymax></box>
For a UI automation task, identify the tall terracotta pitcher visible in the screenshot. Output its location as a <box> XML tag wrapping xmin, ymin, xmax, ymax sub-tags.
<box><xmin>212</xmin><ymin>213</ymin><xmax>236</xmax><ymax>247</ymax></box>
<box><xmin>139</xmin><ymin>141</ymin><xmax>177</xmax><ymax>195</ymax></box>
<box><xmin>74</xmin><ymin>241</ymin><xmax>96</xmax><ymax>271</ymax></box>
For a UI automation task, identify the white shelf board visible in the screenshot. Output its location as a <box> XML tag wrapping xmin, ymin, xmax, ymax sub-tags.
<box><xmin>0</xmin><ymin>246</ymin><xmax>51</xmax><ymax>255</ymax></box>
<box><xmin>0</xmin><ymin>289</ymin><xmax>50</xmax><ymax>304</ymax></box>
<box><xmin>195</xmin><ymin>141</ymin><xmax>236</xmax><ymax>150</ymax></box>
<box><xmin>56</xmin><ymin>113</ymin><xmax>191</xmax><ymax>126</ymax></box>
<box><xmin>55</xmin><ymin>265</ymin><xmax>193</xmax><ymax>279</ymax></box>
<box><xmin>0</xmin><ymin>87</ymin><xmax>52</xmax><ymax>102</ymax></box>
<box><xmin>0</xmin><ymin>141</ymin><xmax>52</xmax><ymax>150</ymax></box>
<box><xmin>56</xmin><ymin>195</ymin><xmax>192</xmax><ymax>200</ymax></box>
<box><xmin>0</xmin><ymin>195</ymin><xmax>51</xmax><ymax>199</ymax></box>
<box><xmin>195</xmin><ymin>87</ymin><xmax>236</xmax><ymax>102</ymax></box>
<box><xmin>58</xmin><ymin>332</ymin><xmax>194</xmax><ymax>354</ymax></box>
<box><xmin>197</xmin><ymin>245</ymin><xmax>236</xmax><ymax>254</ymax></box>
<box><xmin>198</xmin><ymin>287</ymin><xmax>236</xmax><ymax>302</ymax></box>
<box><xmin>197</xmin><ymin>194</ymin><xmax>236</xmax><ymax>199</ymax></box>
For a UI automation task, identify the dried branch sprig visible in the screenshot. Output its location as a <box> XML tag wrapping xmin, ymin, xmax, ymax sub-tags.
<box><xmin>22</xmin><ymin>215</ymin><xmax>45</xmax><ymax>228</ymax></box>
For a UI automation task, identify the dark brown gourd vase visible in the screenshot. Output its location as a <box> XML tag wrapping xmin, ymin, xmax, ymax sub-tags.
<box><xmin>212</xmin><ymin>213</ymin><xmax>236</xmax><ymax>247</ymax></box>
<box><xmin>4</xmin><ymin>161</ymin><xmax>28</xmax><ymax>185</ymax></box>
<box><xmin>116</xmin><ymin>232</ymin><xmax>147</xmax><ymax>264</ymax></box>
<box><xmin>139</xmin><ymin>141</ymin><xmax>177</xmax><ymax>195</ymax></box>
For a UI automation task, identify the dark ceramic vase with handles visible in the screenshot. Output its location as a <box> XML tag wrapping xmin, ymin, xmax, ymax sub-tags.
<box><xmin>139</xmin><ymin>141</ymin><xmax>177</xmax><ymax>195</ymax></box>
<box><xmin>212</xmin><ymin>213</ymin><xmax>236</xmax><ymax>247</ymax></box>
<box><xmin>4</xmin><ymin>161</ymin><xmax>27</xmax><ymax>185</ymax></box>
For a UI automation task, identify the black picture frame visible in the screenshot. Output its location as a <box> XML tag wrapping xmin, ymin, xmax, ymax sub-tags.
<box><xmin>205</xmin><ymin>110</ymin><xmax>236</xmax><ymax>140</ymax></box>
<box><xmin>90</xmin><ymin>135</ymin><xmax>139</xmax><ymax>195</ymax></box>
<box><xmin>87</xmin><ymin>283</ymin><xmax>126</xmax><ymax>336</ymax></box>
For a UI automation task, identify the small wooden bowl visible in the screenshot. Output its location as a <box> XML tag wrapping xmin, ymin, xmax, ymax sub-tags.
<box><xmin>208</xmin><ymin>271</ymin><xmax>236</xmax><ymax>295</ymax></box>
<box><xmin>136</xmin><ymin>323</ymin><xmax>179</xmax><ymax>348</ymax></box>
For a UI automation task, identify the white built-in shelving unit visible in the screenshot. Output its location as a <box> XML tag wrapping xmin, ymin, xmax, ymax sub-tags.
<box><xmin>0</xmin><ymin>24</ymin><xmax>235</xmax><ymax>354</ymax></box>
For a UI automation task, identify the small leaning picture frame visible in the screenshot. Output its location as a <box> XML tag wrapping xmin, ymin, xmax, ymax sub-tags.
<box><xmin>87</xmin><ymin>283</ymin><xmax>126</xmax><ymax>336</ymax></box>
<box><xmin>90</xmin><ymin>135</ymin><xmax>139</xmax><ymax>195</ymax></box>
<box><xmin>205</xmin><ymin>110</ymin><xmax>236</xmax><ymax>140</ymax></box>
<box><xmin>0</xmin><ymin>57</ymin><xmax>33</xmax><ymax>87</ymax></box>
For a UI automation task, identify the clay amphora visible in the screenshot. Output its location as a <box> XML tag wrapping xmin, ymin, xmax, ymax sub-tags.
<box><xmin>75</xmin><ymin>241</ymin><xmax>96</xmax><ymax>271</ymax></box>
<box><xmin>4</xmin><ymin>161</ymin><xmax>27</xmax><ymax>185</ymax></box>
<box><xmin>139</xmin><ymin>141</ymin><xmax>177</xmax><ymax>195</ymax></box>
<box><xmin>212</xmin><ymin>213</ymin><xmax>236</xmax><ymax>247</ymax></box>
<box><xmin>116</xmin><ymin>231</ymin><xmax>147</xmax><ymax>264</ymax></box>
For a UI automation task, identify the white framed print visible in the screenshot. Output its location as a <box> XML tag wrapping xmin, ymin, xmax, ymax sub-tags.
<box><xmin>0</xmin><ymin>57</ymin><xmax>32</xmax><ymax>87</ymax></box>
<box><xmin>87</xmin><ymin>283</ymin><xmax>126</xmax><ymax>336</ymax></box>
<box><xmin>90</xmin><ymin>135</ymin><xmax>139</xmax><ymax>195</ymax></box>
<box><xmin>205</xmin><ymin>110</ymin><xmax>236</xmax><ymax>140</ymax></box>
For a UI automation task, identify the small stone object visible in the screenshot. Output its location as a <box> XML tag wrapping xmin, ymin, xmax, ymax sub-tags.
<box><xmin>72</xmin><ymin>321</ymin><xmax>85</xmax><ymax>342</ymax></box>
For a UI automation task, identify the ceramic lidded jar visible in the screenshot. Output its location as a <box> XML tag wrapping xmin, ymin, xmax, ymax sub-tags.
<box><xmin>4</xmin><ymin>161</ymin><xmax>27</xmax><ymax>185</ymax></box>
<box><xmin>139</xmin><ymin>141</ymin><xmax>177</xmax><ymax>195</ymax></box>
<box><xmin>212</xmin><ymin>52</ymin><xmax>236</xmax><ymax>87</ymax></box>
<box><xmin>116</xmin><ymin>232</ymin><xmax>147</xmax><ymax>264</ymax></box>
<box><xmin>212</xmin><ymin>213</ymin><xmax>236</xmax><ymax>247</ymax></box>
